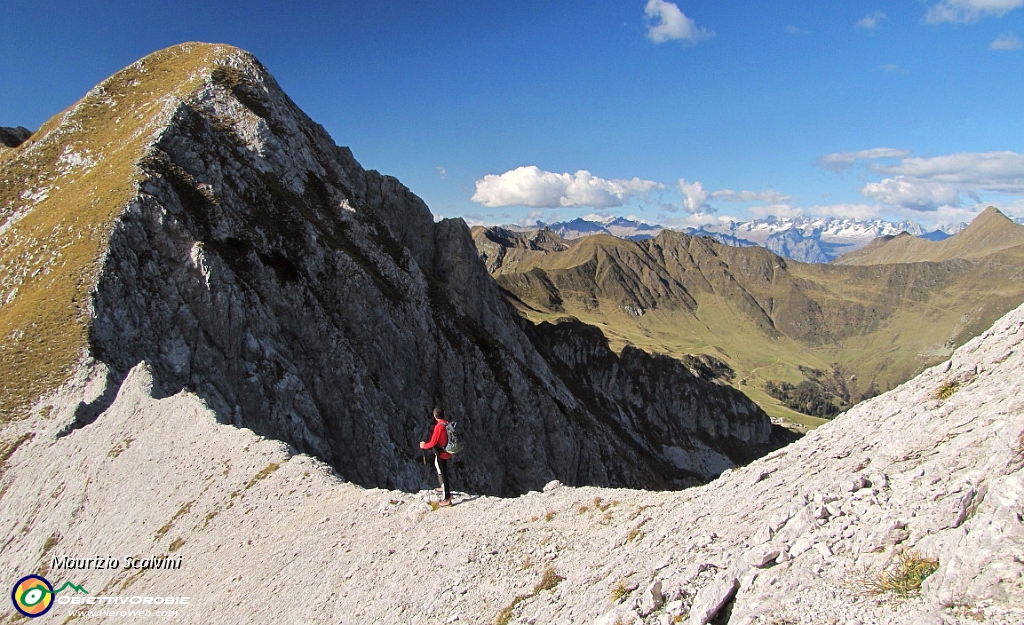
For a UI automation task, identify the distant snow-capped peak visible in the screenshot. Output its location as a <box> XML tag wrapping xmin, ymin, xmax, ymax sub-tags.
<box><xmin>502</xmin><ymin>214</ymin><xmax>970</xmax><ymax>263</ymax></box>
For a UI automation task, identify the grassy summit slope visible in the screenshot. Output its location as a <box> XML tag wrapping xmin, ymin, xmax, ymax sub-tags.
<box><xmin>475</xmin><ymin>215</ymin><xmax>1024</xmax><ymax>424</ymax></box>
<box><xmin>0</xmin><ymin>43</ymin><xmax>243</xmax><ymax>418</ymax></box>
<box><xmin>834</xmin><ymin>206</ymin><xmax>1024</xmax><ymax>265</ymax></box>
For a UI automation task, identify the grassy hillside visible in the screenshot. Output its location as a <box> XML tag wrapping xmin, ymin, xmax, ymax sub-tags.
<box><xmin>0</xmin><ymin>43</ymin><xmax>241</xmax><ymax>420</ymax></box>
<box><xmin>474</xmin><ymin>219</ymin><xmax>1024</xmax><ymax>427</ymax></box>
<box><xmin>834</xmin><ymin>206</ymin><xmax>1024</xmax><ymax>265</ymax></box>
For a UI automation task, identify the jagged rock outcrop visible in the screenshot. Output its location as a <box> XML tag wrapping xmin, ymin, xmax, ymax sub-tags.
<box><xmin>0</xmin><ymin>126</ymin><xmax>32</xmax><ymax>148</ymax></box>
<box><xmin>0</xmin><ymin>43</ymin><xmax>780</xmax><ymax>496</ymax></box>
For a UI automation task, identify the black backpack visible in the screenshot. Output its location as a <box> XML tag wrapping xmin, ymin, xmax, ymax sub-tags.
<box><xmin>443</xmin><ymin>421</ymin><xmax>464</xmax><ymax>454</ymax></box>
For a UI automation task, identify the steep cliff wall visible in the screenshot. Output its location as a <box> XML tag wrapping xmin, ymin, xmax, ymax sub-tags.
<box><xmin>1</xmin><ymin>43</ymin><xmax>780</xmax><ymax>496</ymax></box>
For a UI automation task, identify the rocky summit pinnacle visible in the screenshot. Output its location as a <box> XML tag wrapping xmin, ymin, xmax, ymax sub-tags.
<box><xmin>0</xmin><ymin>43</ymin><xmax>786</xmax><ymax>496</ymax></box>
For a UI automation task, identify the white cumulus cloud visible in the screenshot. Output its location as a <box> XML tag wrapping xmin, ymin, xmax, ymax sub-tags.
<box><xmin>644</xmin><ymin>0</ymin><xmax>713</xmax><ymax>45</ymax></box>
<box><xmin>855</xmin><ymin>11</ymin><xmax>887</xmax><ymax>29</ymax></box>
<box><xmin>870</xmin><ymin>151</ymin><xmax>1024</xmax><ymax>194</ymax></box>
<box><xmin>804</xmin><ymin>203</ymin><xmax>885</xmax><ymax>220</ymax></box>
<box><xmin>926</xmin><ymin>0</ymin><xmax>1024</xmax><ymax>23</ymax></box>
<box><xmin>817</xmin><ymin>148</ymin><xmax>912</xmax><ymax>172</ymax></box>
<box><xmin>470</xmin><ymin>166</ymin><xmax>663</xmax><ymax>209</ymax></box>
<box><xmin>855</xmin><ymin>151</ymin><xmax>1024</xmax><ymax>212</ymax></box>
<box><xmin>861</xmin><ymin>177</ymin><xmax>970</xmax><ymax>211</ymax></box>
<box><xmin>991</xmin><ymin>32</ymin><xmax>1023</xmax><ymax>49</ymax></box>
<box><xmin>678</xmin><ymin>179</ymin><xmax>711</xmax><ymax>213</ymax></box>
<box><xmin>747</xmin><ymin>203</ymin><xmax>805</xmax><ymax>219</ymax></box>
<box><xmin>712</xmin><ymin>189</ymin><xmax>795</xmax><ymax>203</ymax></box>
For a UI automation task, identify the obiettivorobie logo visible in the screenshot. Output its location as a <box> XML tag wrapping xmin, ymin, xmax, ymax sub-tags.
<box><xmin>10</xmin><ymin>575</ymin><xmax>88</xmax><ymax>618</ymax></box>
<box><xmin>10</xmin><ymin>573</ymin><xmax>190</xmax><ymax>619</ymax></box>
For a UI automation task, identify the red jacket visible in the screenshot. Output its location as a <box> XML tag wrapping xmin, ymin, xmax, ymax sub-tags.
<box><xmin>423</xmin><ymin>420</ymin><xmax>451</xmax><ymax>460</ymax></box>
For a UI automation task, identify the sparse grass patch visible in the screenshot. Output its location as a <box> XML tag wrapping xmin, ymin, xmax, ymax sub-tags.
<box><xmin>857</xmin><ymin>551</ymin><xmax>939</xmax><ymax>597</ymax></box>
<box><xmin>1015</xmin><ymin>431</ymin><xmax>1024</xmax><ymax>457</ymax></box>
<box><xmin>38</xmin><ymin>533</ymin><xmax>61</xmax><ymax>576</ymax></box>
<box><xmin>545</xmin><ymin>510</ymin><xmax>556</xmax><ymax>522</ymax></box>
<box><xmin>0</xmin><ymin>433</ymin><xmax>33</xmax><ymax>479</ymax></box>
<box><xmin>609</xmin><ymin>578</ymin><xmax>631</xmax><ymax>603</ymax></box>
<box><xmin>935</xmin><ymin>379</ymin><xmax>960</xmax><ymax>401</ymax></box>
<box><xmin>168</xmin><ymin>537</ymin><xmax>185</xmax><ymax>552</ymax></box>
<box><xmin>155</xmin><ymin>501</ymin><xmax>192</xmax><ymax>539</ymax></box>
<box><xmin>201</xmin><ymin>509</ymin><xmax>219</xmax><ymax>528</ymax></box>
<box><xmin>494</xmin><ymin>567</ymin><xmax>564</xmax><ymax>625</ymax></box>
<box><xmin>118</xmin><ymin>568</ymin><xmax>146</xmax><ymax>593</ymax></box>
<box><xmin>244</xmin><ymin>462</ymin><xmax>280</xmax><ymax>489</ymax></box>
<box><xmin>577</xmin><ymin>505</ymin><xmax>589</xmax><ymax>515</ymax></box>
<box><xmin>106</xmin><ymin>436</ymin><xmax>134</xmax><ymax>458</ymax></box>
<box><xmin>534</xmin><ymin>566</ymin><xmax>563</xmax><ymax>593</ymax></box>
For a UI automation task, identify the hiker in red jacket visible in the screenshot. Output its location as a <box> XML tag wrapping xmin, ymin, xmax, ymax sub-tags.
<box><xmin>419</xmin><ymin>407</ymin><xmax>452</xmax><ymax>506</ymax></box>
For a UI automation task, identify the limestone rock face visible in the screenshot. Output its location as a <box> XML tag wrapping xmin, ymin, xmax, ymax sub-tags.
<box><xmin>9</xmin><ymin>43</ymin><xmax>777</xmax><ymax>495</ymax></box>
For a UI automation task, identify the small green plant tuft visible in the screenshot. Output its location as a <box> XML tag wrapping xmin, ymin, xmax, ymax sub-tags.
<box><xmin>935</xmin><ymin>379</ymin><xmax>960</xmax><ymax>401</ymax></box>
<box><xmin>610</xmin><ymin>579</ymin><xmax>630</xmax><ymax>603</ymax></box>
<box><xmin>860</xmin><ymin>551</ymin><xmax>939</xmax><ymax>597</ymax></box>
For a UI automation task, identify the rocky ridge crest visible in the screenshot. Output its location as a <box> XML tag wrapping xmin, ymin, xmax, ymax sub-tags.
<box><xmin>0</xmin><ymin>43</ymin><xmax>780</xmax><ymax>495</ymax></box>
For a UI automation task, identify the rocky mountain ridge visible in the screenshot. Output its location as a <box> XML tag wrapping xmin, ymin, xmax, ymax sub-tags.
<box><xmin>474</xmin><ymin>212</ymin><xmax>1024</xmax><ymax>423</ymax></box>
<box><xmin>0</xmin><ymin>43</ymin><xmax>783</xmax><ymax>496</ymax></box>
<box><xmin>1</xmin><ymin>271</ymin><xmax>1022</xmax><ymax>625</ymax></box>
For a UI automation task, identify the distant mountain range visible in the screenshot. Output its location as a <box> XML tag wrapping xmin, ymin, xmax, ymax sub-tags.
<box><xmin>477</xmin><ymin>207</ymin><xmax>1024</xmax><ymax>423</ymax></box>
<box><xmin>506</xmin><ymin>214</ymin><xmax>999</xmax><ymax>263</ymax></box>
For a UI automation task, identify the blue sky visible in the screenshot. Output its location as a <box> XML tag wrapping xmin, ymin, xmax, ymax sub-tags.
<box><xmin>2</xmin><ymin>1</ymin><xmax>1023</xmax><ymax>229</ymax></box>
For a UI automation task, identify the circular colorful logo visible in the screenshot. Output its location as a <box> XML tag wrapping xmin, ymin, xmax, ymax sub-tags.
<box><xmin>11</xmin><ymin>575</ymin><xmax>54</xmax><ymax>618</ymax></box>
